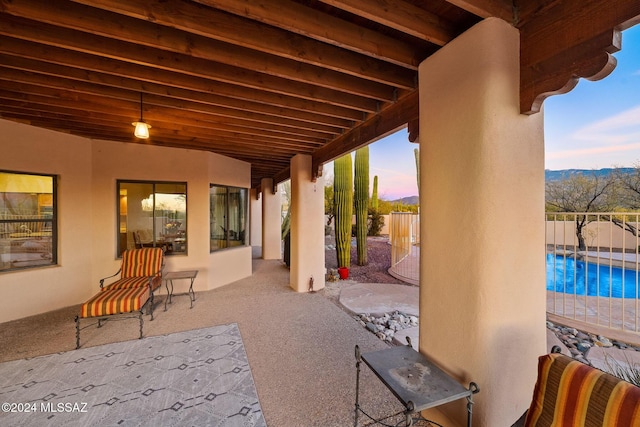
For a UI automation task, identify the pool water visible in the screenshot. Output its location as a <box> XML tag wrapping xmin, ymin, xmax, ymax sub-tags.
<box><xmin>546</xmin><ymin>253</ymin><xmax>639</xmax><ymax>299</ymax></box>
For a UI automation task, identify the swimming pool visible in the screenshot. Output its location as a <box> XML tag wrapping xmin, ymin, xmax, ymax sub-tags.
<box><xmin>546</xmin><ymin>253</ymin><xmax>639</xmax><ymax>299</ymax></box>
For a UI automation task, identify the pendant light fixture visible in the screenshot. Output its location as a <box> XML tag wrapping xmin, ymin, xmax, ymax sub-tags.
<box><xmin>132</xmin><ymin>92</ymin><xmax>151</xmax><ymax>139</ymax></box>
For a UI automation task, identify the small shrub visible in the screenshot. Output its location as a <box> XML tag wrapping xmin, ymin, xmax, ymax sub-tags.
<box><xmin>604</xmin><ymin>353</ymin><xmax>640</xmax><ymax>386</ymax></box>
<box><xmin>368</xmin><ymin>209</ymin><xmax>384</xmax><ymax>236</ymax></box>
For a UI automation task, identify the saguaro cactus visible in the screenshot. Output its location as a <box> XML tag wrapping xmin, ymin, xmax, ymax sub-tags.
<box><xmin>371</xmin><ymin>175</ymin><xmax>378</xmax><ymax>212</ymax></box>
<box><xmin>354</xmin><ymin>147</ymin><xmax>369</xmax><ymax>265</ymax></box>
<box><xmin>334</xmin><ymin>154</ymin><xmax>353</xmax><ymax>268</ymax></box>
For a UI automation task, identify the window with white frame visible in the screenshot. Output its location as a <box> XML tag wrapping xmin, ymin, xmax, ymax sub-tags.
<box><xmin>0</xmin><ymin>171</ymin><xmax>56</xmax><ymax>272</ymax></box>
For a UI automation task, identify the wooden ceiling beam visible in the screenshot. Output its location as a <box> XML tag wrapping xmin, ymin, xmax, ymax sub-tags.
<box><xmin>321</xmin><ymin>0</ymin><xmax>457</xmax><ymax>45</ymax></box>
<box><xmin>513</xmin><ymin>0</ymin><xmax>559</xmax><ymax>27</ymax></box>
<box><xmin>520</xmin><ymin>0</ymin><xmax>640</xmax><ymax>67</ymax></box>
<box><xmin>0</xmin><ymin>4</ymin><xmax>400</xmax><ymax>101</ymax></box>
<box><xmin>0</xmin><ymin>80</ymin><xmax>343</xmax><ymax>138</ymax></box>
<box><xmin>273</xmin><ymin>167</ymin><xmax>291</xmax><ymax>187</ymax></box>
<box><xmin>193</xmin><ymin>0</ymin><xmax>423</xmax><ymax>68</ymax></box>
<box><xmin>0</xmin><ymin>19</ymin><xmax>381</xmax><ymax>112</ymax></box>
<box><xmin>107</xmin><ymin>135</ymin><xmax>294</xmax><ymax>167</ymax></box>
<box><xmin>445</xmin><ymin>0</ymin><xmax>513</xmax><ymax>21</ymax></box>
<box><xmin>0</xmin><ymin>98</ymin><xmax>326</xmax><ymax>149</ymax></box>
<box><xmin>72</xmin><ymin>0</ymin><xmax>419</xmax><ymax>82</ymax></box>
<box><xmin>519</xmin><ymin>0</ymin><xmax>640</xmax><ymax>114</ymax></box>
<box><xmin>0</xmin><ymin>60</ymin><xmax>353</xmax><ymax>131</ymax></box>
<box><xmin>0</xmin><ymin>109</ymin><xmax>322</xmax><ymax>154</ymax></box>
<box><xmin>311</xmin><ymin>89</ymin><xmax>419</xmax><ymax>178</ymax></box>
<box><xmin>0</xmin><ymin>88</ymin><xmax>339</xmax><ymax>150</ymax></box>
<box><xmin>0</xmin><ymin>110</ymin><xmax>309</xmax><ymax>162</ymax></box>
<box><xmin>0</xmin><ymin>41</ymin><xmax>367</xmax><ymax>121</ymax></box>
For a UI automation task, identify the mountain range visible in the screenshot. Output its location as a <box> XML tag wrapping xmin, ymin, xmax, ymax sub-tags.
<box><xmin>387</xmin><ymin>168</ymin><xmax>637</xmax><ymax>204</ymax></box>
<box><xmin>389</xmin><ymin>195</ymin><xmax>419</xmax><ymax>205</ymax></box>
<box><xmin>544</xmin><ymin>167</ymin><xmax>634</xmax><ymax>182</ymax></box>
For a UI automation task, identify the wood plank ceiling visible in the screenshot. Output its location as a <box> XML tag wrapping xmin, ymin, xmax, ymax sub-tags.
<box><xmin>0</xmin><ymin>0</ymin><xmax>638</xmax><ymax>189</ymax></box>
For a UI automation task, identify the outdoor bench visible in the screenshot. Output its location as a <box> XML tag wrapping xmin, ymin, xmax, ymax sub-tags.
<box><xmin>74</xmin><ymin>248</ymin><xmax>164</xmax><ymax>348</ymax></box>
<box><xmin>514</xmin><ymin>346</ymin><xmax>640</xmax><ymax>426</ymax></box>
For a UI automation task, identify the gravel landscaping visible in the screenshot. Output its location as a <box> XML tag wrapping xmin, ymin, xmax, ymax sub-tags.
<box><xmin>322</xmin><ymin>235</ymin><xmax>640</xmax><ymax>372</ymax></box>
<box><xmin>324</xmin><ymin>235</ymin><xmax>406</xmax><ymax>285</ymax></box>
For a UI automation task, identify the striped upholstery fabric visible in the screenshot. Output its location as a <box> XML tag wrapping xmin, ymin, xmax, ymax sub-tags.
<box><xmin>80</xmin><ymin>287</ymin><xmax>149</xmax><ymax>318</ymax></box>
<box><xmin>103</xmin><ymin>276</ymin><xmax>161</xmax><ymax>292</ymax></box>
<box><xmin>121</xmin><ymin>248</ymin><xmax>163</xmax><ymax>278</ymax></box>
<box><xmin>525</xmin><ymin>353</ymin><xmax>640</xmax><ymax>426</ymax></box>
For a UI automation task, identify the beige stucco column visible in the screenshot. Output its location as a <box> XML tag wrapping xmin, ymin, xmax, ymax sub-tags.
<box><xmin>289</xmin><ymin>154</ymin><xmax>326</xmax><ymax>292</ymax></box>
<box><xmin>249</xmin><ymin>188</ymin><xmax>262</xmax><ymax>247</ymax></box>
<box><xmin>261</xmin><ymin>177</ymin><xmax>282</xmax><ymax>260</ymax></box>
<box><xmin>418</xmin><ymin>18</ymin><xmax>546</xmax><ymax>426</ymax></box>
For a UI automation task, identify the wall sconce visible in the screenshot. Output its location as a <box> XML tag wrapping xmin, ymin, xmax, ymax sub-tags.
<box><xmin>132</xmin><ymin>92</ymin><xmax>151</xmax><ymax>139</ymax></box>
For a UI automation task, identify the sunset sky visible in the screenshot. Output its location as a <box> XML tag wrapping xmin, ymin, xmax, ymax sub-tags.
<box><xmin>325</xmin><ymin>25</ymin><xmax>640</xmax><ymax>201</ymax></box>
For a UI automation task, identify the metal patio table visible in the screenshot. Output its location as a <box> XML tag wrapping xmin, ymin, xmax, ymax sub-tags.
<box><xmin>354</xmin><ymin>340</ymin><xmax>479</xmax><ymax>427</ymax></box>
<box><xmin>163</xmin><ymin>270</ymin><xmax>198</xmax><ymax>310</ymax></box>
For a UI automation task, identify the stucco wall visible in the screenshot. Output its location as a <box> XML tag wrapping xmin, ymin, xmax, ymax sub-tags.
<box><xmin>249</xmin><ymin>189</ymin><xmax>262</xmax><ymax>246</ymax></box>
<box><xmin>1</xmin><ymin>120</ymin><xmax>93</xmax><ymax>323</ymax></box>
<box><xmin>419</xmin><ymin>18</ymin><xmax>546</xmax><ymax>425</ymax></box>
<box><xmin>0</xmin><ymin>119</ymin><xmax>252</xmax><ymax>323</ymax></box>
<box><xmin>290</xmin><ymin>154</ymin><xmax>325</xmax><ymax>292</ymax></box>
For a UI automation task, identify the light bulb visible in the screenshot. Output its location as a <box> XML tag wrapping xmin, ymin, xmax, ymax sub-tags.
<box><xmin>132</xmin><ymin>121</ymin><xmax>150</xmax><ymax>139</ymax></box>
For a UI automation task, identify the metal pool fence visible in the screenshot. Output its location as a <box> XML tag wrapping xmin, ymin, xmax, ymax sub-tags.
<box><xmin>389</xmin><ymin>212</ymin><xmax>419</xmax><ymax>285</ymax></box>
<box><xmin>546</xmin><ymin>212</ymin><xmax>640</xmax><ymax>335</ymax></box>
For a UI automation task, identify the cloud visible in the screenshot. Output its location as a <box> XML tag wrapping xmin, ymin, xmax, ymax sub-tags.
<box><xmin>547</xmin><ymin>106</ymin><xmax>640</xmax><ymax>168</ymax></box>
<box><xmin>546</xmin><ymin>141</ymin><xmax>640</xmax><ymax>160</ymax></box>
<box><xmin>570</xmin><ymin>105</ymin><xmax>640</xmax><ymax>145</ymax></box>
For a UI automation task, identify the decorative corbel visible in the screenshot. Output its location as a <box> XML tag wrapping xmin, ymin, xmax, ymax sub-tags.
<box><xmin>312</xmin><ymin>161</ymin><xmax>323</xmax><ymax>182</ymax></box>
<box><xmin>518</xmin><ymin>0</ymin><xmax>639</xmax><ymax>114</ymax></box>
<box><xmin>407</xmin><ymin>118</ymin><xmax>419</xmax><ymax>143</ymax></box>
<box><xmin>520</xmin><ymin>30</ymin><xmax>620</xmax><ymax>114</ymax></box>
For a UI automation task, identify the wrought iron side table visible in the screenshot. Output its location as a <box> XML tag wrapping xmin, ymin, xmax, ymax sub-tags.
<box><xmin>354</xmin><ymin>340</ymin><xmax>479</xmax><ymax>427</ymax></box>
<box><xmin>163</xmin><ymin>270</ymin><xmax>198</xmax><ymax>310</ymax></box>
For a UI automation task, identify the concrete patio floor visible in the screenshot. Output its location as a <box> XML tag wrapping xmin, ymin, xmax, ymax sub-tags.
<box><xmin>2</xmin><ymin>248</ymin><xmax>639</xmax><ymax>426</ymax></box>
<box><xmin>0</xmin><ymin>253</ymin><xmax>411</xmax><ymax>427</ymax></box>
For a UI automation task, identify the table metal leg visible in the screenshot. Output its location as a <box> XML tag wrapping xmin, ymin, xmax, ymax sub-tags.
<box><xmin>138</xmin><ymin>310</ymin><xmax>144</xmax><ymax>339</ymax></box>
<box><xmin>164</xmin><ymin>279</ymin><xmax>174</xmax><ymax>311</ymax></box>
<box><xmin>164</xmin><ymin>279</ymin><xmax>170</xmax><ymax>311</ymax></box>
<box><xmin>188</xmin><ymin>277</ymin><xmax>195</xmax><ymax>308</ymax></box>
<box><xmin>467</xmin><ymin>382</ymin><xmax>480</xmax><ymax>427</ymax></box>
<box><xmin>354</xmin><ymin>345</ymin><xmax>361</xmax><ymax>427</ymax></box>
<box><xmin>75</xmin><ymin>315</ymin><xmax>80</xmax><ymax>349</ymax></box>
<box><xmin>405</xmin><ymin>402</ymin><xmax>415</xmax><ymax>426</ymax></box>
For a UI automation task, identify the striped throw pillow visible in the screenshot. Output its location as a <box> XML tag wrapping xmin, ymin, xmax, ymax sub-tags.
<box><xmin>525</xmin><ymin>353</ymin><xmax>640</xmax><ymax>426</ymax></box>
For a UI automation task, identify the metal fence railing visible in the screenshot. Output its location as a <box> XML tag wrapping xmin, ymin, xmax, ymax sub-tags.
<box><xmin>0</xmin><ymin>214</ymin><xmax>54</xmax><ymax>271</ymax></box>
<box><xmin>546</xmin><ymin>212</ymin><xmax>640</xmax><ymax>335</ymax></box>
<box><xmin>389</xmin><ymin>212</ymin><xmax>419</xmax><ymax>285</ymax></box>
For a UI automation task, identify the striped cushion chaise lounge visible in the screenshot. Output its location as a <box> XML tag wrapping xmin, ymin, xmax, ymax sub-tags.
<box><xmin>521</xmin><ymin>347</ymin><xmax>640</xmax><ymax>426</ymax></box>
<box><xmin>74</xmin><ymin>248</ymin><xmax>164</xmax><ymax>349</ymax></box>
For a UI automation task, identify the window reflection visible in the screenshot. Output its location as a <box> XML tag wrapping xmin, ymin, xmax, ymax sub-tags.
<box><xmin>117</xmin><ymin>181</ymin><xmax>187</xmax><ymax>256</ymax></box>
<box><xmin>0</xmin><ymin>171</ymin><xmax>56</xmax><ymax>271</ymax></box>
<box><xmin>210</xmin><ymin>185</ymin><xmax>247</xmax><ymax>251</ymax></box>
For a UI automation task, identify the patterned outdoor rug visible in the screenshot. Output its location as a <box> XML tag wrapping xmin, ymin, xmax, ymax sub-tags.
<box><xmin>0</xmin><ymin>323</ymin><xmax>266</xmax><ymax>427</ymax></box>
